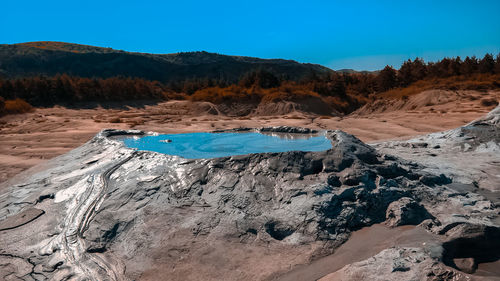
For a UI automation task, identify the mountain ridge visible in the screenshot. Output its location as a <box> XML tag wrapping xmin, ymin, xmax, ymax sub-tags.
<box><xmin>0</xmin><ymin>41</ymin><xmax>333</xmax><ymax>83</ymax></box>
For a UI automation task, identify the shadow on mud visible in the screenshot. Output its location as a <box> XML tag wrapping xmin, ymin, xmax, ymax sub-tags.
<box><xmin>442</xmin><ymin>225</ymin><xmax>500</xmax><ymax>274</ymax></box>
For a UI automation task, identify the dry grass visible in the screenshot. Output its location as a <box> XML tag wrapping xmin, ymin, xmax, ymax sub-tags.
<box><xmin>323</xmin><ymin>95</ymin><xmax>367</xmax><ymax>114</ymax></box>
<box><xmin>190</xmin><ymin>85</ymin><xmax>261</xmax><ymax>104</ymax></box>
<box><xmin>1</xmin><ymin>98</ymin><xmax>35</xmax><ymax>115</ymax></box>
<box><xmin>188</xmin><ymin>82</ymin><xmax>359</xmax><ymax>116</ymax></box>
<box><xmin>380</xmin><ymin>74</ymin><xmax>500</xmax><ymax>99</ymax></box>
<box><xmin>188</xmin><ymin>82</ymin><xmax>365</xmax><ymax>115</ymax></box>
<box><xmin>260</xmin><ymin>85</ymin><xmax>320</xmax><ymax>103</ymax></box>
<box><xmin>109</xmin><ymin>117</ymin><xmax>122</xmax><ymax>123</ymax></box>
<box><xmin>191</xmin><ymin>83</ymin><xmax>326</xmax><ymax>105</ymax></box>
<box><xmin>283</xmin><ymin>115</ymin><xmax>305</xmax><ymax>119</ymax></box>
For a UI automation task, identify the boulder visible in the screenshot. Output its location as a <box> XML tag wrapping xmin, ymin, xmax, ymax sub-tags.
<box><xmin>319</xmin><ymin>247</ymin><xmax>461</xmax><ymax>281</ymax></box>
<box><xmin>385</xmin><ymin>197</ymin><xmax>432</xmax><ymax>227</ymax></box>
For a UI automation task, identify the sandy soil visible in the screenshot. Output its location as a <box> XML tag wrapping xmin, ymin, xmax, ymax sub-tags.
<box><xmin>0</xmin><ymin>90</ymin><xmax>498</xmax><ymax>184</ymax></box>
<box><xmin>280</xmin><ymin>224</ymin><xmax>500</xmax><ymax>281</ymax></box>
<box><xmin>276</xmin><ymin>224</ymin><xmax>440</xmax><ymax>281</ymax></box>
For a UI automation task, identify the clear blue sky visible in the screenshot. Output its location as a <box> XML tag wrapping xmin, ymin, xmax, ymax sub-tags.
<box><xmin>2</xmin><ymin>0</ymin><xmax>499</xmax><ymax>70</ymax></box>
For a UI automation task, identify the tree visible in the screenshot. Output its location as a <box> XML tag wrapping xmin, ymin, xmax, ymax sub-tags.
<box><xmin>448</xmin><ymin>57</ymin><xmax>462</xmax><ymax>76</ymax></box>
<box><xmin>351</xmin><ymin>73</ymin><xmax>377</xmax><ymax>96</ymax></box>
<box><xmin>478</xmin><ymin>53</ymin><xmax>495</xmax><ymax>73</ymax></box>
<box><xmin>0</xmin><ymin>96</ymin><xmax>5</xmax><ymax>116</ymax></box>
<box><xmin>411</xmin><ymin>58</ymin><xmax>427</xmax><ymax>81</ymax></box>
<box><xmin>239</xmin><ymin>69</ymin><xmax>280</xmax><ymax>89</ymax></box>
<box><xmin>495</xmin><ymin>53</ymin><xmax>500</xmax><ymax>74</ymax></box>
<box><xmin>436</xmin><ymin>58</ymin><xmax>452</xmax><ymax>77</ymax></box>
<box><xmin>398</xmin><ymin>58</ymin><xmax>427</xmax><ymax>86</ymax></box>
<box><xmin>312</xmin><ymin>73</ymin><xmax>346</xmax><ymax>97</ymax></box>
<box><xmin>0</xmin><ymin>79</ymin><xmax>14</xmax><ymax>99</ymax></box>
<box><xmin>398</xmin><ymin>59</ymin><xmax>414</xmax><ymax>87</ymax></box>
<box><xmin>377</xmin><ymin>65</ymin><xmax>397</xmax><ymax>91</ymax></box>
<box><xmin>461</xmin><ymin>56</ymin><xmax>478</xmax><ymax>75</ymax></box>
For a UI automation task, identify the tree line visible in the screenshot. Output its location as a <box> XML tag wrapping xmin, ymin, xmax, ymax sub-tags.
<box><xmin>0</xmin><ymin>53</ymin><xmax>499</xmax><ymax>109</ymax></box>
<box><xmin>0</xmin><ymin>75</ymin><xmax>172</xmax><ymax>106</ymax></box>
<box><xmin>375</xmin><ymin>53</ymin><xmax>500</xmax><ymax>91</ymax></box>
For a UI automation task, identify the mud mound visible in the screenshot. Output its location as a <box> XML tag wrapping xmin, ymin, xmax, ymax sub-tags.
<box><xmin>375</xmin><ymin>105</ymin><xmax>500</xmax><ymax>191</ymax></box>
<box><xmin>355</xmin><ymin>90</ymin><xmax>499</xmax><ymax>115</ymax></box>
<box><xmin>355</xmin><ymin>90</ymin><xmax>457</xmax><ymax>115</ymax></box>
<box><xmin>163</xmin><ymin>99</ymin><xmax>337</xmax><ymax>117</ymax></box>
<box><xmin>214</xmin><ymin>102</ymin><xmax>258</xmax><ymax>116</ymax></box>
<box><xmin>189</xmin><ymin>101</ymin><xmax>220</xmax><ymax>115</ymax></box>
<box><xmin>469</xmin><ymin>104</ymin><xmax>500</xmax><ymax>126</ymax></box>
<box><xmin>1</xmin><ymin>112</ymin><xmax>499</xmax><ymax>280</ymax></box>
<box><xmin>252</xmin><ymin>97</ymin><xmax>338</xmax><ymax>116</ymax></box>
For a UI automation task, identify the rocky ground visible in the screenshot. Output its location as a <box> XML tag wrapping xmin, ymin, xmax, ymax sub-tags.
<box><xmin>0</xmin><ymin>104</ymin><xmax>499</xmax><ymax>280</ymax></box>
<box><xmin>320</xmin><ymin>106</ymin><xmax>500</xmax><ymax>281</ymax></box>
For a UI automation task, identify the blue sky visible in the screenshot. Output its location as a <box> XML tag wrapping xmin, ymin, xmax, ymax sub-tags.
<box><xmin>2</xmin><ymin>0</ymin><xmax>499</xmax><ymax>70</ymax></box>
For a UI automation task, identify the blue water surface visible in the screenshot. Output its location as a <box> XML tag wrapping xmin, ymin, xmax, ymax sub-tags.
<box><xmin>122</xmin><ymin>132</ymin><xmax>332</xmax><ymax>159</ymax></box>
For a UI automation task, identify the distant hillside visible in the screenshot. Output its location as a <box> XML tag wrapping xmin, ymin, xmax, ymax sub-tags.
<box><xmin>0</xmin><ymin>41</ymin><xmax>333</xmax><ymax>83</ymax></box>
<box><xmin>1</xmin><ymin>44</ymin><xmax>498</xmax><ymax>117</ymax></box>
<box><xmin>336</xmin><ymin>69</ymin><xmax>376</xmax><ymax>74</ymax></box>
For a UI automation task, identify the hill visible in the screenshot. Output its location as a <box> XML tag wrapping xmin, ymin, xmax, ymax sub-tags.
<box><xmin>0</xmin><ymin>44</ymin><xmax>498</xmax><ymax>118</ymax></box>
<box><xmin>336</xmin><ymin>68</ymin><xmax>376</xmax><ymax>74</ymax></box>
<box><xmin>0</xmin><ymin>41</ymin><xmax>332</xmax><ymax>83</ymax></box>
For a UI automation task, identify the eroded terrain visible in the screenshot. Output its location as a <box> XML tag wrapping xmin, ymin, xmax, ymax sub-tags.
<box><xmin>0</xmin><ymin>104</ymin><xmax>499</xmax><ymax>280</ymax></box>
<box><xmin>0</xmin><ymin>90</ymin><xmax>499</xmax><ymax>281</ymax></box>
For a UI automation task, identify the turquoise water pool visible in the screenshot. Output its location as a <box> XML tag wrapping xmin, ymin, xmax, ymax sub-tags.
<box><xmin>122</xmin><ymin>132</ymin><xmax>332</xmax><ymax>159</ymax></box>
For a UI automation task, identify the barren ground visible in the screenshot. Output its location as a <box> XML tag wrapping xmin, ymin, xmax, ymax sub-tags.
<box><xmin>0</xmin><ymin>89</ymin><xmax>498</xmax><ymax>184</ymax></box>
<box><xmin>1</xmin><ymin>90</ymin><xmax>499</xmax><ymax>281</ymax></box>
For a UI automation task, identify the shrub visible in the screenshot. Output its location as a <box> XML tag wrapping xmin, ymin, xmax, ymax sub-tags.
<box><xmin>260</xmin><ymin>84</ymin><xmax>320</xmax><ymax>103</ymax></box>
<box><xmin>190</xmin><ymin>85</ymin><xmax>262</xmax><ymax>104</ymax></box>
<box><xmin>239</xmin><ymin>69</ymin><xmax>280</xmax><ymax>89</ymax></box>
<box><xmin>1</xmin><ymin>98</ymin><xmax>34</xmax><ymax>115</ymax></box>
<box><xmin>0</xmin><ymin>96</ymin><xmax>4</xmax><ymax>115</ymax></box>
<box><xmin>380</xmin><ymin>74</ymin><xmax>500</xmax><ymax>99</ymax></box>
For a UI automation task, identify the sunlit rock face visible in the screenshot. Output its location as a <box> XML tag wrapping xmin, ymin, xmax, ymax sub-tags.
<box><xmin>374</xmin><ymin>105</ymin><xmax>500</xmax><ymax>192</ymax></box>
<box><xmin>0</xmin><ymin>113</ymin><xmax>499</xmax><ymax>280</ymax></box>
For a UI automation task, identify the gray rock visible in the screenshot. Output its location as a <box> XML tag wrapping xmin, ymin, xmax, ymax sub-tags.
<box><xmin>319</xmin><ymin>247</ymin><xmax>457</xmax><ymax>281</ymax></box>
<box><xmin>453</xmin><ymin>258</ymin><xmax>476</xmax><ymax>274</ymax></box>
<box><xmin>374</xmin><ymin>105</ymin><xmax>500</xmax><ymax>192</ymax></box>
<box><xmin>385</xmin><ymin>197</ymin><xmax>432</xmax><ymax>227</ymax></box>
